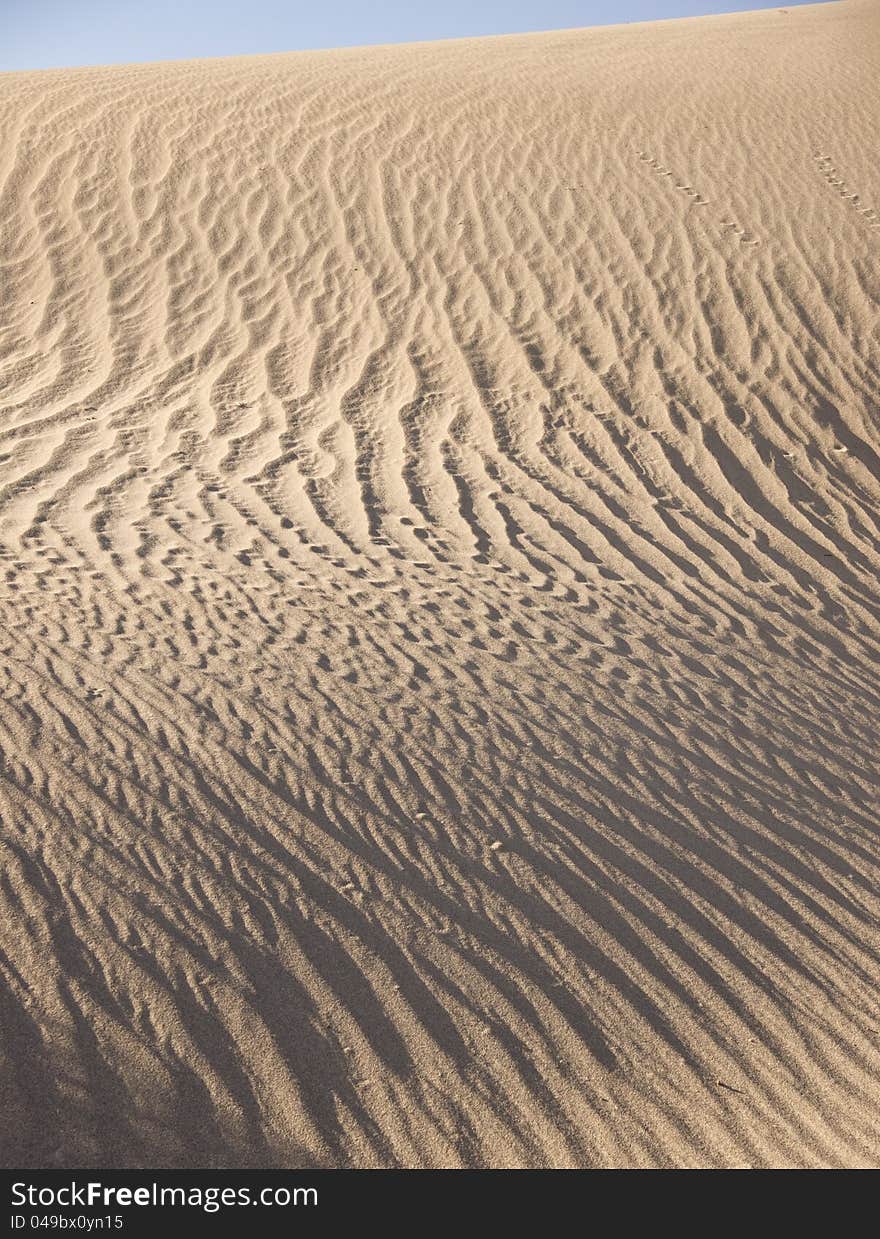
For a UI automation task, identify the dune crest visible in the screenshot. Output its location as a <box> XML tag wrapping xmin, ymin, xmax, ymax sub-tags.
<box><xmin>0</xmin><ymin>0</ymin><xmax>878</xmax><ymax>1168</ymax></box>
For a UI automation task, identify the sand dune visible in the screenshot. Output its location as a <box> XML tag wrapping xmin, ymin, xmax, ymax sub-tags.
<box><xmin>0</xmin><ymin>0</ymin><xmax>878</xmax><ymax>1168</ymax></box>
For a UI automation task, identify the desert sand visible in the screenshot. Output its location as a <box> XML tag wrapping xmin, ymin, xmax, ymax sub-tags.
<box><xmin>0</xmin><ymin>0</ymin><xmax>878</xmax><ymax>1168</ymax></box>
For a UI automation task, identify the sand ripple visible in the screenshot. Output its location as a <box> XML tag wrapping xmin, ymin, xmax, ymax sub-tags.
<box><xmin>0</xmin><ymin>0</ymin><xmax>878</xmax><ymax>1167</ymax></box>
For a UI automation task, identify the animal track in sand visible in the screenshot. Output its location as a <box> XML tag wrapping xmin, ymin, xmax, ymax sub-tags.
<box><xmin>636</xmin><ymin>150</ymin><xmax>760</xmax><ymax>246</ymax></box>
<box><xmin>813</xmin><ymin>152</ymin><xmax>879</xmax><ymax>228</ymax></box>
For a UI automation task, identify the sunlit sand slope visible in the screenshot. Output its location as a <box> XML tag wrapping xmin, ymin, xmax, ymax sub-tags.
<box><xmin>0</xmin><ymin>0</ymin><xmax>878</xmax><ymax>1167</ymax></box>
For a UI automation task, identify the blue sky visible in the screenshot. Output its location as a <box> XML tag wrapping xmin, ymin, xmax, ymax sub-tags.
<box><xmin>1</xmin><ymin>0</ymin><xmax>822</xmax><ymax>72</ymax></box>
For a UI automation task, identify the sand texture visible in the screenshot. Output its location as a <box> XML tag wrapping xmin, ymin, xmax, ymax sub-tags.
<box><xmin>0</xmin><ymin>0</ymin><xmax>878</xmax><ymax>1168</ymax></box>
